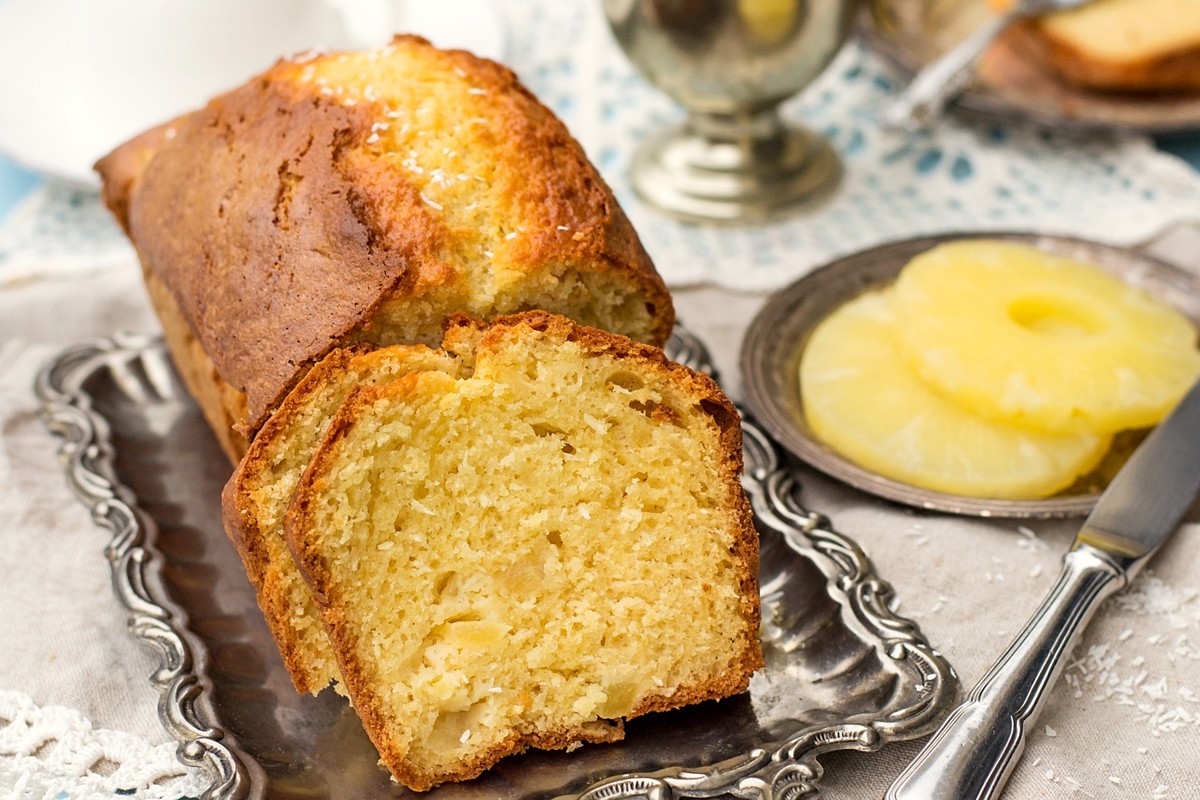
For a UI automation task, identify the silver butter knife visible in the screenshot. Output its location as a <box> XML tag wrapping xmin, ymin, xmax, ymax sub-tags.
<box><xmin>886</xmin><ymin>377</ymin><xmax>1200</xmax><ymax>800</ymax></box>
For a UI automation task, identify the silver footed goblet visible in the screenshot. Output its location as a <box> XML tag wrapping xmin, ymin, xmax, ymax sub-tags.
<box><xmin>603</xmin><ymin>0</ymin><xmax>858</xmax><ymax>223</ymax></box>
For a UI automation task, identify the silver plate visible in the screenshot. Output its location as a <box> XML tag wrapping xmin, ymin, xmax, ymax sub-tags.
<box><xmin>36</xmin><ymin>329</ymin><xmax>956</xmax><ymax>800</ymax></box>
<box><xmin>740</xmin><ymin>232</ymin><xmax>1200</xmax><ymax>519</ymax></box>
<box><xmin>863</xmin><ymin>0</ymin><xmax>1200</xmax><ymax>134</ymax></box>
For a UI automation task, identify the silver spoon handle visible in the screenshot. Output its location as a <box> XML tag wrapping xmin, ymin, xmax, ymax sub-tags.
<box><xmin>885</xmin><ymin>545</ymin><xmax>1124</xmax><ymax>800</ymax></box>
<box><xmin>881</xmin><ymin>12</ymin><xmax>1017</xmax><ymax>131</ymax></box>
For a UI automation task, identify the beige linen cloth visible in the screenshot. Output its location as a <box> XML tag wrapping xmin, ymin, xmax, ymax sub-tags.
<box><xmin>0</xmin><ymin>265</ymin><xmax>210</xmax><ymax>799</ymax></box>
<box><xmin>2</xmin><ymin>246</ymin><xmax>1200</xmax><ymax>799</ymax></box>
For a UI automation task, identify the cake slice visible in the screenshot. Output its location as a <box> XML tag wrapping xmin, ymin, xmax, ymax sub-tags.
<box><xmin>1002</xmin><ymin>0</ymin><xmax>1200</xmax><ymax>91</ymax></box>
<box><xmin>222</xmin><ymin>341</ymin><xmax>468</xmax><ymax>694</ymax></box>
<box><xmin>286</xmin><ymin>312</ymin><xmax>762</xmax><ymax>791</ymax></box>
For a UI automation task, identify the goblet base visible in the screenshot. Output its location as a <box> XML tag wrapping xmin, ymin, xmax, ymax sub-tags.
<box><xmin>628</xmin><ymin>120</ymin><xmax>841</xmax><ymax>224</ymax></box>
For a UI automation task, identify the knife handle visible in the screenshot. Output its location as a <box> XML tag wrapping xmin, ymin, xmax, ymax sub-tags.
<box><xmin>885</xmin><ymin>545</ymin><xmax>1124</xmax><ymax>800</ymax></box>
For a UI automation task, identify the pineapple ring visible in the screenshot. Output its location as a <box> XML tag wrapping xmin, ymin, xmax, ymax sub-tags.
<box><xmin>800</xmin><ymin>289</ymin><xmax>1110</xmax><ymax>499</ymax></box>
<box><xmin>891</xmin><ymin>240</ymin><xmax>1200</xmax><ymax>434</ymax></box>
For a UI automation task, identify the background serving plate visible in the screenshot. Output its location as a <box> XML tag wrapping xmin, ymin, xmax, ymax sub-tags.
<box><xmin>863</xmin><ymin>0</ymin><xmax>1200</xmax><ymax>134</ymax></box>
<box><xmin>36</xmin><ymin>330</ymin><xmax>955</xmax><ymax>799</ymax></box>
<box><xmin>740</xmin><ymin>232</ymin><xmax>1200</xmax><ymax>519</ymax></box>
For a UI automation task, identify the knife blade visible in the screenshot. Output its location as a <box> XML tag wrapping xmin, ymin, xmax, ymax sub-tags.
<box><xmin>886</xmin><ymin>377</ymin><xmax>1200</xmax><ymax>800</ymax></box>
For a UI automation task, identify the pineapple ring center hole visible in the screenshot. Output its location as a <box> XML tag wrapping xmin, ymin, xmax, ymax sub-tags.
<box><xmin>1007</xmin><ymin>294</ymin><xmax>1108</xmax><ymax>339</ymax></box>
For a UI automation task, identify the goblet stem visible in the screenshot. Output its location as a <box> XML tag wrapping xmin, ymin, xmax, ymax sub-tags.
<box><xmin>629</xmin><ymin>104</ymin><xmax>840</xmax><ymax>223</ymax></box>
<box><xmin>687</xmin><ymin>108</ymin><xmax>805</xmax><ymax>170</ymax></box>
<box><xmin>687</xmin><ymin>107</ymin><xmax>784</xmax><ymax>142</ymax></box>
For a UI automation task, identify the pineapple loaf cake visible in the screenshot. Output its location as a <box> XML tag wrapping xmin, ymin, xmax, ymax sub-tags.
<box><xmin>95</xmin><ymin>35</ymin><xmax>674</xmax><ymax>462</ymax></box>
<box><xmin>279</xmin><ymin>312</ymin><xmax>762</xmax><ymax>791</ymax></box>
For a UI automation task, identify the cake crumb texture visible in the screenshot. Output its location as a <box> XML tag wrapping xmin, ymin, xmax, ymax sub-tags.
<box><xmin>223</xmin><ymin>343</ymin><xmax>466</xmax><ymax>694</ymax></box>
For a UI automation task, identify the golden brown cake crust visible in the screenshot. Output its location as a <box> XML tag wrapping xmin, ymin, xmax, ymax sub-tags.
<box><xmin>95</xmin><ymin>35</ymin><xmax>672</xmax><ymax>447</ymax></box>
<box><xmin>115</xmin><ymin>58</ymin><xmax>426</xmax><ymax>438</ymax></box>
<box><xmin>286</xmin><ymin>311</ymin><xmax>761</xmax><ymax>791</ymax></box>
<box><xmin>95</xmin><ymin>120</ymin><xmax>179</xmax><ymax>238</ymax></box>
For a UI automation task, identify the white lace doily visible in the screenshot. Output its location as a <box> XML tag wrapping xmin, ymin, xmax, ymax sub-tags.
<box><xmin>0</xmin><ymin>690</ymin><xmax>208</xmax><ymax>800</ymax></box>
<box><xmin>2</xmin><ymin>1</ymin><xmax>1198</xmax><ymax>292</ymax></box>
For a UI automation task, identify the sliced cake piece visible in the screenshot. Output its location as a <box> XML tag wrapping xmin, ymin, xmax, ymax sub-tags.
<box><xmin>222</xmin><ymin>343</ymin><xmax>467</xmax><ymax>694</ymax></box>
<box><xmin>286</xmin><ymin>312</ymin><xmax>762</xmax><ymax>791</ymax></box>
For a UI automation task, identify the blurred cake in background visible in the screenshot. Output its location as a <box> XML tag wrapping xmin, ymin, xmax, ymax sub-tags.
<box><xmin>997</xmin><ymin>0</ymin><xmax>1200</xmax><ymax>92</ymax></box>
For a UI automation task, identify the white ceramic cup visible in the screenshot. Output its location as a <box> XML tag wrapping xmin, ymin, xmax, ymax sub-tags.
<box><xmin>82</xmin><ymin>0</ymin><xmax>357</xmax><ymax>140</ymax></box>
<box><xmin>0</xmin><ymin>0</ymin><xmax>504</xmax><ymax>184</ymax></box>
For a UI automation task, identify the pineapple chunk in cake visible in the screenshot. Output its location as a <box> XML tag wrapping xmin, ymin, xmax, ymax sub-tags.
<box><xmin>891</xmin><ymin>241</ymin><xmax>1200</xmax><ymax>434</ymax></box>
<box><xmin>801</xmin><ymin>289</ymin><xmax>1111</xmax><ymax>499</ymax></box>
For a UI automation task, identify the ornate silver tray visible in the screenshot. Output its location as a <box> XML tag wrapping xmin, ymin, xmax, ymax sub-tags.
<box><xmin>740</xmin><ymin>232</ymin><xmax>1200</xmax><ymax>519</ymax></box>
<box><xmin>36</xmin><ymin>329</ymin><xmax>957</xmax><ymax>800</ymax></box>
